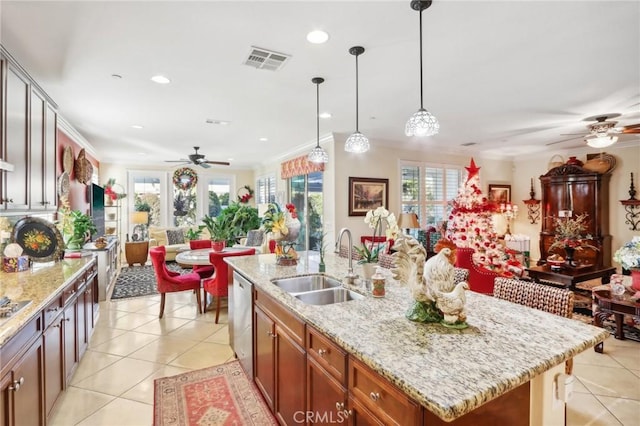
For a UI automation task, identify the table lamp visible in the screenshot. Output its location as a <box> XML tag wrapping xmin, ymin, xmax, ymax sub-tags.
<box><xmin>397</xmin><ymin>213</ymin><xmax>420</xmax><ymax>235</ymax></box>
<box><xmin>131</xmin><ymin>211</ymin><xmax>149</xmax><ymax>241</ymax></box>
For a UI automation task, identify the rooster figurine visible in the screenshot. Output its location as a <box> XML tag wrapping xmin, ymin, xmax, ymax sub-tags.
<box><xmin>432</xmin><ymin>282</ymin><xmax>469</xmax><ymax>328</ymax></box>
<box><xmin>392</xmin><ymin>237</ymin><xmax>469</xmax><ymax>328</ymax></box>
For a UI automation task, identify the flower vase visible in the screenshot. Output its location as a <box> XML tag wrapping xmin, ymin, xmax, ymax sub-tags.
<box><xmin>631</xmin><ymin>269</ymin><xmax>640</xmax><ymax>292</ymax></box>
<box><xmin>564</xmin><ymin>246</ymin><xmax>576</xmax><ymax>267</ymax></box>
<box><xmin>361</xmin><ymin>263</ymin><xmax>378</xmax><ymax>281</ymax></box>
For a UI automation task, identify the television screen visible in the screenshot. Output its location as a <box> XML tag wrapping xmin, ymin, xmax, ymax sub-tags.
<box><xmin>90</xmin><ymin>183</ymin><xmax>106</xmax><ymax>239</ymax></box>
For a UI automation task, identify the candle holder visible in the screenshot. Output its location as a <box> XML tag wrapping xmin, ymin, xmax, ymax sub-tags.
<box><xmin>620</xmin><ymin>172</ymin><xmax>640</xmax><ymax>231</ymax></box>
<box><xmin>522</xmin><ymin>178</ymin><xmax>541</xmax><ymax>224</ymax></box>
<box><xmin>500</xmin><ymin>202</ymin><xmax>518</xmax><ymax>235</ymax></box>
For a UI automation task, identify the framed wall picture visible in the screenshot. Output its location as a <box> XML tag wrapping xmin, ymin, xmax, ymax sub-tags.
<box><xmin>488</xmin><ymin>184</ymin><xmax>511</xmax><ymax>204</ymax></box>
<box><xmin>348</xmin><ymin>177</ymin><xmax>389</xmax><ymax>216</ymax></box>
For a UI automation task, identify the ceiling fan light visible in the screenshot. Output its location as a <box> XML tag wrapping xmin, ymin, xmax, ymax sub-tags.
<box><xmin>308</xmin><ymin>145</ymin><xmax>329</xmax><ymax>163</ymax></box>
<box><xmin>345</xmin><ymin>131</ymin><xmax>370</xmax><ymax>153</ymax></box>
<box><xmin>405</xmin><ymin>108</ymin><xmax>439</xmax><ymax>137</ymax></box>
<box><xmin>586</xmin><ymin>135</ymin><xmax>618</xmax><ymax>148</ymax></box>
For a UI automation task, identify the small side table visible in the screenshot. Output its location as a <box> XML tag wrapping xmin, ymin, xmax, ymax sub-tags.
<box><xmin>125</xmin><ymin>241</ymin><xmax>149</xmax><ymax>267</ymax></box>
<box><xmin>592</xmin><ymin>287</ymin><xmax>640</xmax><ymax>353</ymax></box>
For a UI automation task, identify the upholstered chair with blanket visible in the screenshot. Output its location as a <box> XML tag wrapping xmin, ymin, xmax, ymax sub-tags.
<box><xmin>149</xmin><ymin>246</ymin><xmax>202</xmax><ymax>319</ymax></box>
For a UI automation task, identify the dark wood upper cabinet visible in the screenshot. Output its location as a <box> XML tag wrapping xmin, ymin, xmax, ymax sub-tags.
<box><xmin>1</xmin><ymin>47</ymin><xmax>58</xmax><ymax>211</ymax></box>
<box><xmin>539</xmin><ymin>165</ymin><xmax>611</xmax><ymax>268</ymax></box>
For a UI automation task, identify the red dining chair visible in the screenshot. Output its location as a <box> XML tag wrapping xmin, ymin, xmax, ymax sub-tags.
<box><xmin>202</xmin><ymin>248</ymin><xmax>256</xmax><ymax>323</ymax></box>
<box><xmin>189</xmin><ymin>239</ymin><xmax>215</xmax><ymax>279</ymax></box>
<box><xmin>150</xmin><ymin>246</ymin><xmax>202</xmax><ymax>319</ymax></box>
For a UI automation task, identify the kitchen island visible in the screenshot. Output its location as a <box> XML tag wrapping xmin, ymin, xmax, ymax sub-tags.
<box><xmin>226</xmin><ymin>251</ymin><xmax>608</xmax><ymax>425</ymax></box>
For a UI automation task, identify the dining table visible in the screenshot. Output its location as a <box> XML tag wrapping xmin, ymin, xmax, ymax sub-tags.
<box><xmin>175</xmin><ymin>247</ymin><xmax>248</xmax><ymax>266</ymax></box>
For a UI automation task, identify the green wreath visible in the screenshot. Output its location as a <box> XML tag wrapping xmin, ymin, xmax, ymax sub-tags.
<box><xmin>173</xmin><ymin>167</ymin><xmax>198</xmax><ymax>191</ymax></box>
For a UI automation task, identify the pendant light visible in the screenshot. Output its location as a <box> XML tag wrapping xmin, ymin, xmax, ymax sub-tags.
<box><xmin>405</xmin><ymin>0</ymin><xmax>439</xmax><ymax>137</ymax></box>
<box><xmin>345</xmin><ymin>46</ymin><xmax>370</xmax><ymax>153</ymax></box>
<box><xmin>308</xmin><ymin>77</ymin><xmax>329</xmax><ymax>163</ymax></box>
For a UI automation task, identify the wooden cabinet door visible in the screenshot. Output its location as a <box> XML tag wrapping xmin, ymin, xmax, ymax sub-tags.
<box><xmin>76</xmin><ymin>284</ymin><xmax>88</xmax><ymax>359</ymax></box>
<box><xmin>346</xmin><ymin>396</ymin><xmax>384</xmax><ymax>426</ymax></box>
<box><xmin>3</xmin><ymin>64</ymin><xmax>29</xmax><ymax>209</ymax></box>
<box><xmin>12</xmin><ymin>338</ymin><xmax>44</xmax><ymax>426</ymax></box>
<box><xmin>29</xmin><ymin>90</ymin><xmax>45</xmax><ymax>209</ymax></box>
<box><xmin>63</xmin><ymin>303</ymin><xmax>77</xmax><ymax>385</ymax></box>
<box><xmin>307</xmin><ymin>357</ymin><xmax>347</xmax><ymax>425</ymax></box>
<box><xmin>43</xmin><ymin>316</ymin><xmax>64</xmax><ymax>418</ymax></box>
<box><xmin>0</xmin><ymin>371</ymin><xmax>13</xmax><ymax>426</ymax></box>
<box><xmin>254</xmin><ymin>306</ymin><xmax>275</xmax><ymax>410</ymax></box>
<box><xmin>275</xmin><ymin>324</ymin><xmax>306</xmax><ymax>425</ymax></box>
<box><xmin>43</xmin><ymin>105</ymin><xmax>56</xmax><ymax>210</ymax></box>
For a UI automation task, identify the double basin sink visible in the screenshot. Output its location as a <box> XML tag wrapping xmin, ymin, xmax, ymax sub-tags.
<box><xmin>271</xmin><ymin>274</ymin><xmax>364</xmax><ymax>305</ymax></box>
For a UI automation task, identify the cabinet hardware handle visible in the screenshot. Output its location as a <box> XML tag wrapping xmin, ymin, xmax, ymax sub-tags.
<box><xmin>52</xmin><ymin>323</ymin><xmax>61</xmax><ymax>328</ymax></box>
<box><xmin>318</xmin><ymin>348</ymin><xmax>327</xmax><ymax>356</ymax></box>
<box><xmin>335</xmin><ymin>402</ymin><xmax>345</xmax><ymax>411</ymax></box>
<box><xmin>346</xmin><ymin>410</ymin><xmax>353</xmax><ymax>417</ymax></box>
<box><xmin>267</xmin><ymin>331</ymin><xmax>276</xmax><ymax>338</ymax></box>
<box><xmin>64</xmin><ymin>317</ymin><xmax>71</xmax><ymax>322</ymax></box>
<box><xmin>10</xmin><ymin>377</ymin><xmax>24</xmax><ymax>391</ymax></box>
<box><xmin>369</xmin><ymin>392</ymin><xmax>381</xmax><ymax>401</ymax></box>
<box><xmin>47</xmin><ymin>307</ymin><xmax>59</xmax><ymax>312</ymax></box>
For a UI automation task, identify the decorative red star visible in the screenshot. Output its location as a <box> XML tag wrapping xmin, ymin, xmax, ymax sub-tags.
<box><xmin>465</xmin><ymin>158</ymin><xmax>481</xmax><ymax>182</ymax></box>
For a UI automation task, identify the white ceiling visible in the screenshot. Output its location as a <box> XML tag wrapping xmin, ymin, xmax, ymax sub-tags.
<box><xmin>1</xmin><ymin>1</ymin><xmax>639</xmax><ymax>169</ymax></box>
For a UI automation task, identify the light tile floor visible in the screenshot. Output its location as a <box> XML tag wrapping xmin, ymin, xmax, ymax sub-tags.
<box><xmin>48</xmin><ymin>292</ymin><xmax>639</xmax><ymax>425</ymax></box>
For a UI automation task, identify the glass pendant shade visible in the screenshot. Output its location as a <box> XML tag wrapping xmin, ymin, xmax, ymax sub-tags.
<box><xmin>345</xmin><ymin>132</ymin><xmax>370</xmax><ymax>153</ymax></box>
<box><xmin>405</xmin><ymin>108</ymin><xmax>439</xmax><ymax>137</ymax></box>
<box><xmin>585</xmin><ymin>135</ymin><xmax>618</xmax><ymax>148</ymax></box>
<box><xmin>407</xmin><ymin>0</ymin><xmax>438</xmax><ymax>138</ymax></box>
<box><xmin>308</xmin><ymin>145</ymin><xmax>329</xmax><ymax>163</ymax></box>
<box><xmin>308</xmin><ymin>76</ymin><xmax>329</xmax><ymax>164</ymax></box>
<box><xmin>345</xmin><ymin>46</ymin><xmax>369</xmax><ymax>153</ymax></box>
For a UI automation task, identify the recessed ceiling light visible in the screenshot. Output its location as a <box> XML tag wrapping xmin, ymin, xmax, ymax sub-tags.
<box><xmin>151</xmin><ymin>75</ymin><xmax>171</xmax><ymax>84</ymax></box>
<box><xmin>319</xmin><ymin>112</ymin><xmax>332</xmax><ymax>119</ymax></box>
<box><xmin>307</xmin><ymin>30</ymin><xmax>329</xmax><ymax>44</ymax></box>
<box><xmin>111</xmin><ymin>74</ymin><xmax>122</xmax><ymax>79</ymax></box>
<box><xmin>227</xmin><ymin>158</ymin><xmax>234</xmax><ymax>162</ymax></box>
<box><xmin>259</xmin><ymin>137</ymin><xmax>268</xmax><ymax>142</ymax></box>
<box><xmin>131</xmin><ymin>125</ymin><xmax>144</xmax><ymax>129</ymax></box>
<box><xmin>205</xmin><ymin>119</ymin><xmax>230</xmax><ymax>125</ymax></box>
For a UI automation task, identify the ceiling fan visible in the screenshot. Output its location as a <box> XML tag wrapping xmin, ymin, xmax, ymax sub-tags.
<box><xmin>546</xmin><ymin>113</ymin><xmax>640</xmax><ymax>147</ymax></box>
<box><xmin>164</xmin><ymin>146</ymin><xmax>230</xmax><ymax>168</ymax></box>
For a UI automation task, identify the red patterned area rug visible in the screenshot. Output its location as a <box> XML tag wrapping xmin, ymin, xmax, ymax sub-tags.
<box><xmin>154</xmin><ymin>360</ymin><xmax>276</xmax><ymax>426</ymax></box>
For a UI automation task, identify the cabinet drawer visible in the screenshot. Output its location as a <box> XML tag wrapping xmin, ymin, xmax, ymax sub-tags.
<box><xmin>61</xmin><ymin>280</ymin><xmax>78</xmax><ymax>305</ymax></box>
<box><xmin>43</xmin><ymin>295</ymin><xmax>63</xmax><ymax>328</ymax></box>
<box><xmin>348</xmin><ymin>357</ymin><xmax>421</xmax><ymax>426</ymax></box>
<box><xmin>0</xmin><ymin>314</ymin><xmax>42</xmax><ymax>377</ymax></box>
<box><xmin>307</xmin><ymin>326</ymin><xmax>347</xmax><ymax>385</ymax></box>
<box><xmin>255</xmin><ymin>289</ymin><xmax>305</xmax><ymax>346</ymax></box>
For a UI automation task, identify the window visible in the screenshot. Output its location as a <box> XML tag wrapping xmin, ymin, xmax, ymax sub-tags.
<box><xmin>288</xmin><ymin>171</ymin><xmax>323</xmax><ymax>251</ymax></box>
<box><xmin>400</xmin><ymin>162</ymin><xmax>464</xmax><ymax>227</ymax></box>
<box><xmin>256</xmin><ymin>173</ymin><xmax>276</xmax><ymax>204</ymax></box>
<box><xmin>204</xmin><ymin>176</ymin><xmax>231</xmax><ymax>217</ymax></box>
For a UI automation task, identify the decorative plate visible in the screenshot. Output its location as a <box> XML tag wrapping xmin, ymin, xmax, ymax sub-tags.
<box><xmin>62</xmin><ymin>146</ymin><xmax>74</xmax><ymax>173</ymax></box>
<box><xmin>74</xmin><ymin>148</ymin><xmax>93</xmax><ymax>184</ymax></box>
<box><xmin>11</xmin><ymin>217</ymin><xmax>64</xmax><ymax>262</ymax></box>
<box><xmin>58</xmin><ymin>171</ymin><xmax>70</xmax><ymax>198</ymax></box>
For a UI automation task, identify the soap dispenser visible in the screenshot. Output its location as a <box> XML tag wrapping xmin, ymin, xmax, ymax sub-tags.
<box><xmin>371</xmin><ymin>267</ymin><xmax>386</xmax><ymax>298</ymax></box>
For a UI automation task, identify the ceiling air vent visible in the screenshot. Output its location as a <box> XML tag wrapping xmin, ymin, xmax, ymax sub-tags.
<box><xmin>461</xmin><ymin>142</ymin><xmax>477</xmax><ymax>146</ymax></box>
<box><xmin>244</xmin><ymin>46</ymin><xmax>290</xmax><ymax>71</ymax></box>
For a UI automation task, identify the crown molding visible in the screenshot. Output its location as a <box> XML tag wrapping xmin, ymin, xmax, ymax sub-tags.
<box><xmin>57</xmin><ymin>116</ymin><xmax>99</xmax><ymax>159</ymax></box>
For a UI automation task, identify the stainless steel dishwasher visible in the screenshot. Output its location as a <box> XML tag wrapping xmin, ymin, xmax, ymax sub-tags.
<box><xmin>232</xmin><ymin>271</ymin><xmax>253</xmax><ymax>377</ymax></box>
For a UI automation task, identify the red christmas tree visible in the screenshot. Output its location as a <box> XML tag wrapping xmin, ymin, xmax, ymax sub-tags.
<box><xmin>445</xmin><ymin>158</ymin><xmax>522</xmax><ymax>277</ymax></box>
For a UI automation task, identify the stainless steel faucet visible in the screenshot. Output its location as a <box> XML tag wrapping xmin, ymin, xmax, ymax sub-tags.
<box><xmin>335</xmin><ymin>227</ymin><xmax>358</xmax><ymax>283</ymax></box>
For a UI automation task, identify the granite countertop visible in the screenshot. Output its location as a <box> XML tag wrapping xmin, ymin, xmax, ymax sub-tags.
<box><xmin>226</xmin><ymin>251</ymin><xmax>609</xmax><ymax>422</ymax></box>
<box><xmin>0</xmin><ymin>257</ymin><xmax>96</xmax><ymax>347</ymax></box>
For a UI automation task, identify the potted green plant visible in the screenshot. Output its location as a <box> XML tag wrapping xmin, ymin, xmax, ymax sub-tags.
<box><xmin>184</xmin><ymin>226</ymin><xmax>204</xmax><ymax>241</ymax></box>
<box><xmin>59</xmin><ymin>209</ymin><xmax>97</xmax><ymax>250</ymax></box>
<box><xmin>202</xmin><ymin>215</ymin><xmax>232</xmax><ymax>251</ymax></box>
